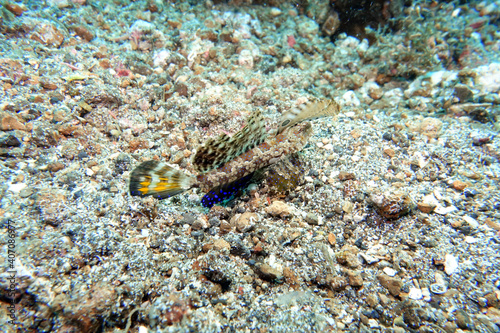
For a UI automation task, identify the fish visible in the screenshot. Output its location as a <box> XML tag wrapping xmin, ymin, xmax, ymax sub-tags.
<box><xmin>129</xmin><ymin>99</ymin><xmax>340</xmax><ymax>206</ymax></box>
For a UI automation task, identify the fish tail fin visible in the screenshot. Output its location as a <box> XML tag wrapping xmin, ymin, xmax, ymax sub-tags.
<box><xmin>129</xmin><ymin>160</ymin><xmax>195</xmax><ymax>199</ymax></box>
<box><xmin>277</xmin><ymin>99</ymin><xmax>340</xmax><ymax>134</ymax></box>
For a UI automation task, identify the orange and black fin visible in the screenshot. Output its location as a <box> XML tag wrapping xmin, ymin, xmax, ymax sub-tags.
<box><xmin>276</xmin><ymin>100</ymin><xmax>340</xmax><ymax>135</ymax></box>
<box><xmin>129</xmin><ymin>160</ymin><xmax>195</xmax><ymax>199</ymax></box>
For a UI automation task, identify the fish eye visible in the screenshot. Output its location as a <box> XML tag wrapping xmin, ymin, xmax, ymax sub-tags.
<box><xmin>281</xmin><ymin>120</ymin><xmax>290</xmax><ymax>126</ymax></box>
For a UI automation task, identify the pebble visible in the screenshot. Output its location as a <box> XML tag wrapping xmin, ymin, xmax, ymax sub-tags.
<box><xmin>455</xmin><ymin>309</ymin><xmax>473</xmax><ymax>329</ymax></box>
<box><xmin>383</xmin><ymin>267</ymin><xmax>397</xmax><ymax>277</ymax></box>
<box><xmin>212</xmin><ymin>239</ymin><xmax>230</xmax><ymax>252</ymax></box>
<box><xmin>232</xmin><ymin>212</ymin><xmax>258</xmax><ymax>232</ymax></box>
<box><xmin>485</xmin><ymin>218</ymin><xmax>500</xmax><ymax>231</ymax></box>
<box><xmin>451</xmin><ymin>180</ymin><xmax>468</xmax><ymax>190</ymax></box>
<box><xmin>269</xmin><ymin>8</ymin><xmax>282</xmax><ymax>17</ymax></box>
<box><xmin>444</xmin><ymin>254</ymin><xmax>459</xmax><ymax>275</ymax></box>
<box><xmin>462</xmin><ymin>215</ymin><xmax>479</xmax><ymax>229</ymax></box>
<box><xmin>359</xmin><ymin>253</ymin><xmax>379</xmax><ymax>264</ymax></box>
<box><xmin>0</xmin><ymin>134</ymin><xmax>21</xmax><ymax>147</ymax></box>
<box><xmin>378</xmin><ymin>273</ymin><xmax>403</xmax><ymax>297</ymax></box>
<box><xmin>304</xmin><ymin>212</ymin><xmax>319</xmax><ymax>225</ymax></box>
<box><xmin>19</xmin><ymin>187</ymin><xmax>33</xmax><ymax>198</ymax></box>
<box><xmin>464</xmin><ymin>236</ymin><xmax>477</xmax><ymax>244</ymax></box>
<box><xmin>0</xmin><ymin>113</ymin><xmax>26</xmax><ymax>131</ymax></box>
<box><xmin>417</xmin><ymin>199</ymin><xmax>437</xmax><ymax>213</ymax></box>
<box><xmin>434</xmin><ymin>205</ymin><xmax>457</xmax><ymax>215</ymax></box>
<box><xmin>31</xmin><ymin>23</ymin><xmax>65</xmax><ymax>47</ymax></box>
<box><xmin>257</xmin><ymin>263</ymin><xmax>282</xmax><ymax>281</ymax></box>
<box><xmin>346</xmin><ymin>270</ymin><xmax>363</xmax><ymax>287</ymax></box>
<box><xmin>8</xmin><ymin>183</ymin><xmax>27</xmax><ymax>193</ymax></box>
<box><xmin>408</xmin><ymin>287</ymin><xmax>423</xmax><ymax>300</ymax></box>
<box><xmin>265</xmin><ymin>201</ymin><xmax>292</xmax><ymax>217</ymax></box>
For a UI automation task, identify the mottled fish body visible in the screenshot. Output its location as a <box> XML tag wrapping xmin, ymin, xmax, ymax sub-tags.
<box><xmin>129</xmin><ymin>99</ymin><xmax>339</xmax><ymax>204</ymax></box>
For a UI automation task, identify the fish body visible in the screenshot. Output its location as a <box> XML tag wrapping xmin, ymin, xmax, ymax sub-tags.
<box><xmin>129</xmin><ymin>100</ymin><xmax>339</xmax><ymax>205</ymax></box>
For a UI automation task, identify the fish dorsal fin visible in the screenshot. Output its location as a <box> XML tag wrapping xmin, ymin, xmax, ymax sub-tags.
<box><xmin>193</xmin><ymin>109</ymin><xmax>268</xmax><ymax>173</ymax></box>
<box><xmin>276</xmin><ymin>100</ymin><xmax>340</xmax><ymax>135</ymax></box>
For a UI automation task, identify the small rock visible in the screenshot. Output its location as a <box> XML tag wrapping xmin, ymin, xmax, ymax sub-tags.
<box><xmin>212</xmin><ymin>239</ymin><xmax>230</xmax><ymax>253</ymax></box>
<box><xmin>369</xmin><ymin>190</ymin><xmax>412</xmax><ymax>219</ymax></box>
<box><xmin>434</xmin><ymin>205</ymin><xmax>457</xmax><ymax>215</ymax></box>
<box><xmin>417</xmin><ymin>194</ymin><xmax>439</xmax><ymax>213</ymax></box>
<box><xmin>31</xmin><ymin>23</ymin><xmax>65</xmax><ymax>47</ymax></box>
<box><xmin>415</xmin><ymin>117</ymin><xmax>443</xmax><ymax>139</ymax></box>
<box><xmin>455</xmin><ymin>309</ymin><xmax>472</xmax><ymax>329</ymax></box>
<box><xmin>378</xmin><ymin>274</ymin><xmax>403</xmax><ymax>297</ymax></box>
<box><xmin>454</xmin><ymin>84</ymin><xmax>473</xmax><ymax>102</ymax></box>
<box><xmin>338</xmin><ymin>171</ymin><xmax>355</xmax><ymax>181</ymax></box>
<box><xmin>462</xmin><ymin>215</ymin><xmax>479</xmax><ymax>229</ymax></box>
<box><xmin>257</xmin><ymin>263</ymin><xmax>282</xmax><ymax>281</ymax></box>
<box><xmin>4</xmin><ymin>2</ymin><xmax>27</xmax><ymax>16</ymax></box>
<box><xmin>232</xmin><ymin>212</ymin><xmax>258</xmax><ymax>232</ymax></box>
<box><xmin>305</xmin><ymin>213</ymin><xmax>319</xmax><ymax>225</ymax></box>
<box><xmin>269</xmin><ymin>8</ymin><xmax>282</xmax><ymax>17</ymax></box>
<box><xmin>0</xmin><ymin>113</ymin><xmax>26</xmax><ymax>131</ymax></box>
<box><xmin>485</xmin><ymin>218</ymin><xmax>500</xmax><ymax>231</ymax></box>
<box><xmin>346</xmin><ymin>270</ymin><xmax>363</xmax><ymax>287</ymax></box>
<box><xmin>359</xmin><ymin>253</ymin><xmax>379</xmax><ymax>265</ymax></box>
<box><xmin>328</xmin><ymin>276</ymin><xmax>348</xmax><ymax>291</ymax></box>
<box><xmin>383</xmin><ymin>267</ymin><xmax>397</xmax><ymax>277</ymax></box>
<box><xmin>408</xmin><ymin>287</ymin><xmax>423</xmax><ymax>300</ymax></box>
<box><xmin>0</xmin><ymin>133</ymin><xmax>21</xmax><ymax>147</ymax></box>
<box><xmin>451</xmin><ymin>180</ymin><xmax>468</xmax><ymax>190</ymax></box>
<box><xmin>336</xmin><ymin>249</ymin><xmax>361</xmax><ymax>268</ymax></box>
<box><xmin>19</xmin><ymin>187</ymin><xmax>34</xmax><ymax>198</ymax></box>
<box><xmin>265</xmin><ymin>200</ymin><xmax>291</xmax><ymax>217</ymax></box>
<box><xmin>444</xmin><ymin>254</ymin><xmax>459</xmax><ymax>275</ymax></box>
<box><xmin>383</xmin><ymin>148</ymin><xmax>395</xmax><ymax>158</ymax></box>
<box><xmin>47</xmin><ymin>162</ymin><xmax>65</xmax><ymax>172</ymax></box>
<box><xmin>328</xmin><ymin>233</ymin><xmax>336</xmax><ymax>246</ymax></box>
<box><xmin>366</xmin><ymin>294</ymin><xmax>379</xmax><ymax>307</ymax></box>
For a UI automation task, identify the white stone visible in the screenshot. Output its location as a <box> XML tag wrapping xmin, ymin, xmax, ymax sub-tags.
<box><xmin>8</xmin><ymin>183</ymin><xmax>27</xmax><ymax>193</ymax></box>
<box><xmin>368</xmin><ymin>319</ymin><xmax>379</xmax><ymax>328</ymax></box>
<box><xmin>342</xmin><ymin>91</ymin><xmax>360</xmax><ymax>107</ymax></box>
<box><xmin>270</xmin><ymin>8</ymin><xmax>282</xmax><ymax>16</ymax></box>
<box><xmin>323</xmin><ymin>143</ymin><xmax>333</xmax><ymax>150</ymax></box>
<box><xmin>359</xmin><ymin>253</ymin><xmax>379</xmax><ymax>264</ymax></box>
<box><xmin>408</xmin><ymin>287</ymin><xmax>423</xmax><ymax>300</ymax></box>
<box><xmin>383</xmin><ymin>267</ymin><xmax>397</xmax><ymax>277</ymax></box>
<box><xmin>464</xmin><ymin>236</ymin><xmax>477</xmax><ymax>244</ymax></box>
<box><xmin>475</xmin><ymin>62</ymin><xmax>500</xmax><ymax>93</ymax></box>
<box><xmin>463</xmin><ymin>215</ymin><xmax>479</xmax><ymax>229</ymax></box>
<box><xmin>444</xmin><ymin>254</ymin><xmax>459</xmax><ymax>275</ymax></box>
<box><xmin>153</xmin><ymin>49</ymin><xmax>171</xmax><ymax>68</ymax></box>
<box><xmin>434</xmin><ymin>205</ymin><xmax>457</xmax><ymax>215</ymax></box>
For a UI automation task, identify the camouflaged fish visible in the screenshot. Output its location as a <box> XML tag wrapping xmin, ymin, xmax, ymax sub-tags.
<box><xmin>129</xmin><ymin>100</ymin><xmax>340</xmax><ymax>207</ymax></box>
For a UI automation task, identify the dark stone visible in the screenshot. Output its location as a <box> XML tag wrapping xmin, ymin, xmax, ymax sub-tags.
<box><xmin>0</xmin><ymin>134</ymin><xmax>21</xmax><ymax>148</ymax></box>
<box><xmin>204</xmin><ymin>269</ymin><xmax>231</xmax><ymax>292</ymax></box>
<box><xmin>382</xmin><ymin>132</ymin><xmax>392</xmax><ymax>141</ymax></box>
<box><xmin>77</xmin><ymin>151</ymin><xmax>89</xmax><ymax>159</ymax></box>
<box><xmin>454</xmin><ymin>84</ymin><xmax>473</xmax><ymax>102</ymax></box>
<box><xmin>354</xmin><ymin>238</ymin><xmax>368</xmax><ymax>250</ymax></box>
